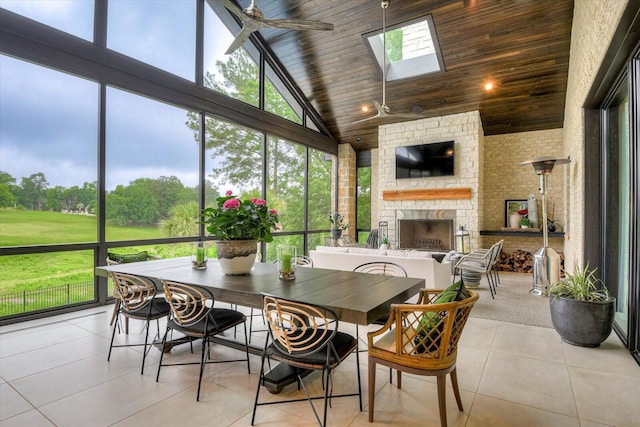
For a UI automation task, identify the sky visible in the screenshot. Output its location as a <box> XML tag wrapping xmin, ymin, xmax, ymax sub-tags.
<box><xmin>0</xmin><ymin>0</ymin><xmax>235</xmax><ymax>191</ymax></box>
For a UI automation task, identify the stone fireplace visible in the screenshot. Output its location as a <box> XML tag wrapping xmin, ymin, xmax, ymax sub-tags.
<box><xmin>374</xmin><ymin>111</ymin><xmax>484</xmax><ymax>251</ymax></box>
<box><xmin>397</xmin><ymin>210</ymin><xmax>456</xmax><ymax>251</ymax></box>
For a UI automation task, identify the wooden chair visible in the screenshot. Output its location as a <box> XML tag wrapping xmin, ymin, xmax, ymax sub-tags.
<box><xmin>156</xmin><ymin>280</ymin><xmax>250</xmax><ymax>401</ymax></box>
<box><xmin>367</xmin><ymin>288</ymin><xmax>479</xmax><ymax>427</ymax></box>
<box><xmin>252</xmin><ymin>294</ymin><xmax>362</xmax><ymax>426</ymax></box>
<box><xmin>107</xmin><ymin>272</ymin><xmax>171</xmax><ymax>375</ymax></box>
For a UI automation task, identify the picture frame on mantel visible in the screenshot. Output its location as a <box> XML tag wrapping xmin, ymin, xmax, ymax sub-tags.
<box><xmin>505</xmin><ymin>199</ymin><xmax>528</xmax><ymax>227</ymax></box>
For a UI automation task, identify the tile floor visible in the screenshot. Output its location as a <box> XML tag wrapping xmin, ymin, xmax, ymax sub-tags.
<box><xmin>1</xmin><ymin>274</ymin><xmax>639</xmax><ymax>427</ymax></box>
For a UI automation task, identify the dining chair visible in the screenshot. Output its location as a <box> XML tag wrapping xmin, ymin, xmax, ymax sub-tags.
<box><xmin>353</xmin><ymin>261</ymin><xmax>408</xmax><ymax>380</ymax></box>
<box><xmin>107</xmin><ymin>272</ymin><xmax>171</xmax><ymax>375</ymax></box>
<box><xmin>367</xmin><ymin>287</ymin><xmax>479</xmax><ymax>427</ymax></box>
<box><xmin>106</xmin><ymin>251</ymin><xmax>160</xmax><ymax>333</ymax></box>
<box><xmin>156</xmin><ymin>280</ymin><xmax>250</xmax><ymax>401</ymax></box>
<box><xmin>252</xmin><ymin>294</ymin><xmax>362</xmax><ymax>427</ymax></box>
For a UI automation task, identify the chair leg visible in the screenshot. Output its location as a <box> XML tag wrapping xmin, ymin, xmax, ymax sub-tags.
<box><xmin>251</xmin><ymin>352</ymin><xmax>268</xmax><ymax>425</ymax></box>
<box><xmin>368</xmin><ymin>360</ymin><xmax>376</xmax><ymax>422</ymax></box>
<box><xmin>140</xmin><ymin>318</ymin><xmax>151</xmax><ymax>375</ymax></box>
<box><xmin>196</xmin><ymin>336</ymin><xmax>208</xmax><ymax>401</ymax></box>
<box><xmin>437</xmin><ymin>374</ymin><xmax>448</xmax><ymax>427</ymax></box>
<box><xmin>243</xmin><ymin>320</ymin><xmax>251</xmax><ymax>374</ymax></box>
<box><xmin>110</xmin><ymin>299</ymin><xmax>120</xmax><ymax>326</ymax></box>
<box><xmin>450</xmin><ymin>367</ymin><xmax>463</xmax><ymax>411</ymax></box>
<box><xmin>156</xmin><ymin>326</ymin><xmax>169</xmax><ymax>382</ymax></box>
<box><xmin>107</xmin><ymin>310</ymin><xmax>120</xmax><ymax>361</ymax></box>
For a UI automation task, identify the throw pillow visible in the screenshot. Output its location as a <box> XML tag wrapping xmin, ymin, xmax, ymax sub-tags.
<box><xmin>414</xmin><ymin>280</ymin><xmax>470</xmax><ymax>354</ymax></box>
<box><xmin>433</xmin><ymin>280</ymin><xmax>470</xmax><ymax>304</ymax></box>
<box><xmin>107</xmin><ymin>251</ymin><xmax>148</xmax><ymax>264</ymax></box>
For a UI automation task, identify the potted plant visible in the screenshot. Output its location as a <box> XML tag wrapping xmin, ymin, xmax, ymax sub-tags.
<box><xmin>329</xmin><ymin>212</ymin><xmax>349</xmax><ymax>239</ymax></box>
<box><xmin>548</xmin><ymin>263</ymin><xmax>616</xmax><ymax>347</ymax></box>
<box><xmin>379</xmin><ymin>236</ymin><xmax>390</xmax><ymax>250</ymax></box>
<box><xmin>519</xmin><ymin>217</ymin><xmax>532</xmax><ymax>228</ymax></box>
<box><xmin>201</xmin><ymin>191</ymin><xmax>279</xmax><ymax>275</ymax></box>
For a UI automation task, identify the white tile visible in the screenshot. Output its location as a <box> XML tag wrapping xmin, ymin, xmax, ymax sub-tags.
<box><xmin>490</xmin><ymin>322</ymin><xmax>565</xmax><ymax>362</ymax></box>
<box><xmin>477</xmin><ymin>352</ymin><xmax>577</xmax><ymax>416</ymax></box>
<box><xmin>466</xmin><ymin>394</ymin><xmax>580</xmax><ymax>427</ymax></box>
<box><xmin>0</xmin><ymin>382</ymin><xmax>33</xmax><ymax>421</ymax></box>
<box><xmin>0</xmin><ymin>409</ymin><xmax>55</xmax><ymax>427</ymax></box>
<box><xmin>570</xmin><ymin>366</ymin><xmax>640</xmax><ymax>426</ymax></box>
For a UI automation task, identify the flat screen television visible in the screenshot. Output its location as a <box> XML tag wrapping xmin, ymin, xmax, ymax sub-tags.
<box><xmin>395</xmin><ymin>141</ymin><xmax>455</xmax><ymax>179</ymax></box>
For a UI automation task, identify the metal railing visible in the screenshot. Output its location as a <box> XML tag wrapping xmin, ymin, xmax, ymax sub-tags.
<box><xmin>0</xmin><ymin>282</ymin><xmax>97</xmax><ymax>317</ymax></box>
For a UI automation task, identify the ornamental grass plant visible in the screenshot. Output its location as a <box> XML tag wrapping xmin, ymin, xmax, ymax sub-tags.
<box><xmin>548</xmin><ymin>263</ymin><xmax>610</xmax><ymax>302</ymax></box>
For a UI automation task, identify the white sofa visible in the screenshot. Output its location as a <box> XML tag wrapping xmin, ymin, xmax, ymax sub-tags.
<box><xmin>309</xmin><ymin>246</ymin><xmax>452</xmax><ymax>289</ymax></box>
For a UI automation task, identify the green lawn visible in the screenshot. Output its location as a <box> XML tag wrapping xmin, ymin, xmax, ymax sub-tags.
<box><xmin>0</xmin><ymin>208</ymin><xmax>170</xmax><ymax>293</ymax></box>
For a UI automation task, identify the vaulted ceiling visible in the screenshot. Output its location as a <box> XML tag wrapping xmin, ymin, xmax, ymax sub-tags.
<box><xmin>229</xmin><ymin>0</ymin><xmax>573</xmax><ymax>151</ymax></box>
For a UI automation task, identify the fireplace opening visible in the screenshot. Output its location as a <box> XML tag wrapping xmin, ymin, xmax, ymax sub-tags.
<box><xmin>398</xmin><ymin>219</ymin><xmax>454</xmax><ymax>251</ymax></box>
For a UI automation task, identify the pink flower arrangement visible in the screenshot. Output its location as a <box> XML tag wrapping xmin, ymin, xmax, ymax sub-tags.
<box><xmin>201</xmin><ymin>191</ymin><xmax>279</xmax><ymax>242</ymax></box>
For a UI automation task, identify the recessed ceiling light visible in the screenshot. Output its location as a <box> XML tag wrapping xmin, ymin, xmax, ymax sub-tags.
<box><xmin>484</xmin><ymin>82</ymin><xmax>494</xmax><ymax>91</ymax></box>
<box><xmin>362</xmin><ymin>105</ymin><xmax>369</xmax><ymax>113</ymax></box>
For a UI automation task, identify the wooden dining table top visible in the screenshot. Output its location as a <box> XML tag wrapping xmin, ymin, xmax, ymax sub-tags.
<box><xmin>95</xmin><ymin>257</ymin><xmax>425</xmax><ymax>325</ymax></box>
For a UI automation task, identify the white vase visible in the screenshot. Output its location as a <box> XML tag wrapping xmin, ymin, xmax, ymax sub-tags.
<box><xmin>216</xmin><ymin>240</ymin><xmax>257</xmax><ymax>275</ymax></box>
<box><xmin>509</xmin><ymin>213</ymin><xmax>522</xmax><ymax>228</ymax></box>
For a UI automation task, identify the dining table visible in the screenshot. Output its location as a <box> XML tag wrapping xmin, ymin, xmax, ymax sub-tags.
<box><xmin>95</xmin><ymin>256</ymin><xmax>425</xmax><ymax>392</ymax></box>
<box><xmin>95</xmin><ymin>256</ymin><xmax>425</xmax><ymax>326</ymax></box>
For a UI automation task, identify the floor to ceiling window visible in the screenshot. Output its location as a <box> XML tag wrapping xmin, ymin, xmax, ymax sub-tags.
<box><xmin>596</xmin><ymin>43</ymin><xmax>639</xmax><ymax>365</ymax></box>
<box><xmin>0</xmin><ymin>1</ymin><xmax>337</xmax><ymax>323</ymax></box>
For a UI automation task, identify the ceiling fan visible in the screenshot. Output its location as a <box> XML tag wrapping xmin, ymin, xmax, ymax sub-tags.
<box><xmin>353</xmin><ymin>0</ymin><xmax>425</xmax><ymax>124</ymax></box>
<box><xmin>219</xmin><ymin>0</ymin><xmax>334</xmax><ymax>55</ymax></box>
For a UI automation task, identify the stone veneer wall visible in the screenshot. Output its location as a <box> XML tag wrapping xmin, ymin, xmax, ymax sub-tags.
<box><xmin>562</xmin><ymin>0</ymin><xmax>627</xmax><ymax>269</ymax></box>
<box><xmin>377</xmin><ymin>111</ymin><xmax>484</xmax><ymax>250</ymax></box>
<box><xmin>337</xmin><ymin>144</ymin><xmax>357</xmax><ymax>235</ymax></box>
<box><xmin>483</xmin><ymin>129</ymin><xmax>566</xmax><ymax>255</ymax></box>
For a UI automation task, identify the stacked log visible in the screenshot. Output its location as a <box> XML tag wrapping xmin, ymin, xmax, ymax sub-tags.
<box><xmin>497</xmin><ymin>250</ymin><xmax>565</xmax><ymax>273</ymax></box>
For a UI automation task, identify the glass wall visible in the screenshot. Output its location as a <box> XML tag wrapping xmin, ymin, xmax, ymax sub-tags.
<box><xmin>0</xmin><ymin>54</ymin><xmax>99</xmax><ymax>244</ymax></box>
<box><xmin>356</xmin><ymin>165</ymin><xmax>372</xmax><ymax>243</ymax></box>
<box><xmin>1</xmin><ymin>0</ymin><xmax>94</xmax><ymax>41</ymax></box>
<box><xmin>107</xmin><ymin>0</ymin><xmax>196</xmax><ymax>81</ymax></box>
<box><xmin>0</xmin><ymin>1</ymin><xmax>336</xmax><ymax>322</ymax></box>
<box><xmin>105</xmin><ymin>87</ymin><xmax>200</xmax><ymax>240</ymax></box>
<box><xmin>604</xmin><ymin>78</ymin><xmax>630</xmax><ymax>337</ymax></box>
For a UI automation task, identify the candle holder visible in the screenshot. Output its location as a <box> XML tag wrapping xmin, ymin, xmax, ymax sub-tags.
<box><xmin>191</xmin><ymin>242</ymin><xmax>208</xmax><ymax>270</ymax></box>
<box><xmin>277</xmin><ymin>245</ymin><xmax>296</xmax><ymax>280</ymax></box>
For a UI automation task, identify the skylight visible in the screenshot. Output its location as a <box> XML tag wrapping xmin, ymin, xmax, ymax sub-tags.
<box><xmin>366</xmin><ymin>15</ymin><xmax>444</xmax><ymax>81</ymax></box>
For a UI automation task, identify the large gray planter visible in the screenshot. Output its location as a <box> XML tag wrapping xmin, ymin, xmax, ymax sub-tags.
<box><xmin>549</xmin><ymin>296</ymin><xmax>616</xmax><ymax>347</ymax></box>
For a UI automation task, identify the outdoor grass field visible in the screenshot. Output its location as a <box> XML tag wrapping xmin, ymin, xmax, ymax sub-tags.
<box><xmin>0</xmin><ymin>209</ymin><xmax>170</xmax><ymax>293</ymax></box>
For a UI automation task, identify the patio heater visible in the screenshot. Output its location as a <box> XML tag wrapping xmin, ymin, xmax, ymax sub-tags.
<box><xmin>519</xmin><ymin>156</ymin><xmax>571</xmax><ymax>296</ymax></box>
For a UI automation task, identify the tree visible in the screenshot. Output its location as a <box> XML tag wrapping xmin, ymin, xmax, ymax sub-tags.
<box><xmin>106</xmin><ymin>183</ymin><xmax>158</xmax><ymax>226</ymax></box>
<box><xmin>20</xmin><ymin>173</ymin><xmax>48</xmax><ymax>210</ymax></box>
<box><xmin>0</xmin><ymin>171</ymin><xmax>16</xmax><ymax>185</ymax></box>
<box><xmin>186</xmin><ymin>49</ymin><xmax>311</xmax><ymax>229</ymax></box>
<box><xmin>0</xmin><ymin>183</ymin><xmax>15</xmax><ymax>207</ymax></box>
<box><xmin>160</xmin><ymin>200</ymin><xmax>199</xmax><ymax>237</ymax></box>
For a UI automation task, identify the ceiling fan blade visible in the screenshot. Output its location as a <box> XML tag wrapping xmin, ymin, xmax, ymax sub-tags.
<box><xmin>262</xmin><ymin>18</ymin><xmax>334</xmax><ymax>31</ymax></box>
<box><xmin>225</xmin><ymin>27</ymin><xmax>255</xmax><ymax>55</ymax></box>
<box><xmin>219</xmin><ymin>0</ymin><xmax>246</xmax><ymax>21</ymax></box>
<box><xmin>352</xmin><ymin>113</ymin><xmax>383</xmax><ymax>124</ymax></box>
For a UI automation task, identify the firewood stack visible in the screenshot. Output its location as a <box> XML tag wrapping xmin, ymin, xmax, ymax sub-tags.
<box><xmin>497</xmin><ymin>250</ymin><xmax>565</xmax><ymax>273</ymax></box>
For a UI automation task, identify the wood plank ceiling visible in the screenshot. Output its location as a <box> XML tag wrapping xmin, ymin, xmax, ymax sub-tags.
<box><xmin>230</xmin><ymin>0</ymin><xmax>573</xmax><ymax>151</ymax></box>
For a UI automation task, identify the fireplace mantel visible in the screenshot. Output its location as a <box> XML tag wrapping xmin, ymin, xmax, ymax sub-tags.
<box><xmin>382</xmin><ymin>188</ymin><xmax>472</xmax><ymax>201</ymax></box>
